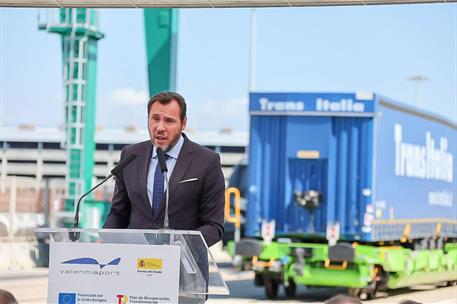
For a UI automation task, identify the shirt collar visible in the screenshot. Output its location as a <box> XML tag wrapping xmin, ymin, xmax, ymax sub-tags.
<box><xmin>152</xmin><ymin>134</ymin><xmax>184</xmax><ymax>160</ymax></box>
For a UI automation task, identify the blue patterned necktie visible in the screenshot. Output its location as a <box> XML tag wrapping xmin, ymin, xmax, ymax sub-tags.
<box><xmin>152</xmin><ymin>154</ymin><xmax>168</xmax><ymax>220</ymax></box>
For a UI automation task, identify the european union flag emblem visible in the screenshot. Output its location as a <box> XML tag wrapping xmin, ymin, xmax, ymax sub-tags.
<box><xmin>58</xmin><ymin>293</ymin><xmax>76</xmax><ymax>304</ymax></box>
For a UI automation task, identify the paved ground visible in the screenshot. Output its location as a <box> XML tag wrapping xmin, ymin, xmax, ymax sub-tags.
<box><xmin>1</xmin><ymin>243</ymin><xmax>456</xmax><ymax>303</ymax></box>
<box><xmin>1</xmin><ymin>269</ymin><xmax>49</xmax><ymax>303</ymax></box>
<box><xmin>1</xmin><ymin>267</ymin><xmax>456</xmax><ymax>304</ymax></box>
<box><xmin>208</xmin><ymin>267</ymin><xmax>457</xmax><ymax>303</ymax></box>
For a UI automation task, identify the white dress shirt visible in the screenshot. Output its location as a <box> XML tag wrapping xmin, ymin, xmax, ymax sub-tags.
<box><xmin>147</xmin><ymin>134</ymin><xmax>184</xmax><ymax>206</ymax></box>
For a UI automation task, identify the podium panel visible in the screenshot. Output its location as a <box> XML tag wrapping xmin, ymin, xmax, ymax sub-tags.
<box><xmin>35</xmin><ymin>228</ymin><xmax>229</xmax><ymax>304</ymax></box>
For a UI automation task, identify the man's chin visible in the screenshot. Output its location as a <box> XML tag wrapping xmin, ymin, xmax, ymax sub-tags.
<box><xmin>153</xmin><ymin>141</ymin><xmax>169</xmax><ymax>151</ymax></box>
<box><xmin>158</xmin><ymin>145</ymin><xmax>169</xmax><ymax>152</ymax></box>
<box><xmin>153</xmin><ymin>135</ymin><xmax>179</xmax><ymax>153</ymax></box>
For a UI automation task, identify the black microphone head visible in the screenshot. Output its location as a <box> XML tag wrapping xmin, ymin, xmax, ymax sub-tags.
<box><xmin>111</xmin><ymin>154</ymin><xmax>137</xmax><ymax>177</ymax></box>
<box><xmin>156</xmin><ymin>147</ymin><xmax>168</xmax><ymax>173</ymax></box>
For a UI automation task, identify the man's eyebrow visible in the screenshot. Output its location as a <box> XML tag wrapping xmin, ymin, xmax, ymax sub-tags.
<box><xmin>150</xmin><ymin>113</ymin><xmax>177</xmax><ymax>121</ymax></box>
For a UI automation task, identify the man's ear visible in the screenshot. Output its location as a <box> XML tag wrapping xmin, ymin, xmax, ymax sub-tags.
<box><xmin>182</xmin><ymin>117</ymin><xmax>188</xmax><ymax>131</ymax></box>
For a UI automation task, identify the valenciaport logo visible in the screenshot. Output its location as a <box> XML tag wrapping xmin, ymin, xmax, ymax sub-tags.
<box><xmin>59</xmin><ymin>257</ymin><xmax>122</xmax><ymax>276</ymax></box>
<box><xmin>62</xmin><ymin>257</ymin><xmax>121</xmax><ymax>269</ymax></box>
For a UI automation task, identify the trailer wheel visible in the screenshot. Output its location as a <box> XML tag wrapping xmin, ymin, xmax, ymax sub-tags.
<box><xmin>348</xmin><ymin>288</ymin><xmax>360</xmax><ymax>298</ymax></box>
<box><xmin>284</xmin><ymin>279</ymin><xmax>296</xmax><ymax>297</ymax></box>
<box><xmin>360</xmin><ymin>280</ymin><xmax>377</xmax><ymax>300</ymax></box>
<box><xmin>365</xmin><ymin>287</ymin><xmax>376</xmax><ymax>300</ymax></box>
<box><xmin>254</xmin><ymin>273</ymin><xmax>264</xmax><ymax>286</ymax></box>
<box><xmin>446</xmin><ymin>280</ymin><xmax>457</xmax><ymax>286</ymax></box>
<box><xmin>264</xmin><ymin>277</ymin><xmax>279</xmax><ymax>299</ymax></box>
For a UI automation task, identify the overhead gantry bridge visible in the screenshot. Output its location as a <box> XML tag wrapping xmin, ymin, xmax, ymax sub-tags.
<box><xmin>1</xmin><ymin>0</ymin><xmax>455</xmax><ymax>7</ymax></box>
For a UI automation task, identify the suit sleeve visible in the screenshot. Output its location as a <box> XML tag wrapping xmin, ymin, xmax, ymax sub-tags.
<box><xmin>196</xmin><ymin>153</ymin><xmax>225</xmax><ymax>247</ymax></box>
<box><xmin>103</xmin><ymin>147</ymin><xmax>131</xmax><ymax>228</ymax></box>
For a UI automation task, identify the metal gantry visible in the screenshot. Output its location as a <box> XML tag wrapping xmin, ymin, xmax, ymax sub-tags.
<box><xmin>144</xmin><ymin>8</ymin><xmax>178</xmax><ymax>96</ymax></box>
<box><xmin>37</xmin><ymin>7</ymin><xmax>177</xmax><ymax>226</ymax></box>
<box><xmin>39</xmin><ymin>9</ymin><xmax>104</xmax><ymax>221</ymax></box>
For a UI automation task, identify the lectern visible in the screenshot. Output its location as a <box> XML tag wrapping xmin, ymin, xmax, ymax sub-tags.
<box><xmin>34</xmin><ymin>228</ymin><xmax>229</xmax><ymax>304</ymax></box>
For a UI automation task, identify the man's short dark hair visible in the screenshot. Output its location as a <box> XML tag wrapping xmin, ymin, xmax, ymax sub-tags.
<box><xmin>147</xmin><ymin>91</ymin><xmax>187</xmax><ymax>121</ymax></box>
<box><xmin>325</xmin><ymin>294</ymin><xmax>363</xmax><ymax>304</ymax></box>
<box><xmin>399</xmin><ymin>300</ymin><xmax>422</xmax><ymax>304</ymax></box>
<box><xmin>0</xmin><ymin>289</ymin><xmax>18</xmax><ymax>304</ymax></box>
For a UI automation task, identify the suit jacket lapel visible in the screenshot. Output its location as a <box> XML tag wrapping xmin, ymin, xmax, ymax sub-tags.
<box><xmin>137</xmin><ymin>141</ymin><xmax>153</xmax><ymax>216</ymax></box>
<box><xmin>160</xmin><ymin>136</ymin><xmax>194</xmax><ymax>214</ymax></box>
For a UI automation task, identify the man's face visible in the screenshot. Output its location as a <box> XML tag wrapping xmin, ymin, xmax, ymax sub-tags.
<box><xmin>148</xmin><ymin>99</ymin><xmax>187</xmax><ymax>151</ymax></box>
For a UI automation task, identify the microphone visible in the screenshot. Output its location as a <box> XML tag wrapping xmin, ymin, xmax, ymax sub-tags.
<box><xmin>70</xmin><ymin>154</ymin><xmax>137</xmax><ymax>241</ymax></box>
<box><xmin>156</xmin><ymin>147</ymin><xmax>168</xmax><ymax>173</ymax></box>
<box><xmin>111</xmin><ymin>154</ymin><xmax>137</xmax><ymax>176</ymax></box>
<box><xmin>156</xmin><ymin>147</ymin><xmax>170</xmax><ymax>229</ymax></box>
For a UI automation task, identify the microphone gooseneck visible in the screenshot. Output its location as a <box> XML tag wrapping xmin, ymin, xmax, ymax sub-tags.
<box><xmin>156</xmin><ymin>147</ymin><xmax>170</xmax><ymax>229</ymax></box>
<box><xmin>156</xmin><ymin>147</ymin><xmax>168</xmax><ymax>173</ymax></box>
<box><xmin>111</xmin><ymin>154</ymin><xmax>137</xmax><ymax>177</ymax></box>
<box><xmin>163</xmin><ymin>171</ymin><xmax>170</xmax><ymax>229</ymax></box>
<box><xmin>70</xmin><ymin>154</ymin><xmax>137</xmax><ymax>241</ymax></box>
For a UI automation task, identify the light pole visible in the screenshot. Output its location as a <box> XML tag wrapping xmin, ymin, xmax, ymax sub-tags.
<box><xmin>408</xmin><ymin>75</ymin><xmax>428</xmax><ymax>108</ymax></box>
<box><xmin>248</xmin><ymin>9</ymin><xmax>257</xmax><ymax>92</ymax></box>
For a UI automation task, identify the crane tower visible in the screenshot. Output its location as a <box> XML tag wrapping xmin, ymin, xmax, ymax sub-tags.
<box><xmin>39</xmin><ymin>8</ymin><xmax>104</xmax><ymax>225</ymax></box>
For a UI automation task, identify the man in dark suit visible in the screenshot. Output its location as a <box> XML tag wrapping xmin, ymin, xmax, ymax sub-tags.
<box><xmin>104</xmin><ymin>91</ymin><xmax>225</xmax><ymax>247</ymax></box>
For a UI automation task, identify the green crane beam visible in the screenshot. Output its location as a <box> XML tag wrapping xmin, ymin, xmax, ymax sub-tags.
<box><xmin>144</xmin><ymin>8</ymin><xmax>178</xmax><ymax>96</ymax></box>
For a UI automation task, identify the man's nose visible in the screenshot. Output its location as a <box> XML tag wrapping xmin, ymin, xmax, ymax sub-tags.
<box><xmin>156</xmin><ymin>119</ymin><xmax>166</xmax><ymax>131</ymax></box>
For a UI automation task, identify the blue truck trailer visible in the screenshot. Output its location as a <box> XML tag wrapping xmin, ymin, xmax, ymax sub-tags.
<box><xmin>235</xmin><ymin>92</ymin><xmax>457</xmax><ymax>299</ymax></box>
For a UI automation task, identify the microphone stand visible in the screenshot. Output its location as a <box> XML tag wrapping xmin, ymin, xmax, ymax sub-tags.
<box><xmin>156</xmin><ymin>147</ymin><xmax>170</xmax><ymax>231</ymax></box>
<box><xmin>69</xmin><ymin>173</ymin><xmax>113</xmax><ymax>242</ymax></box>
<box><xmin>69</xmin><ymin>153</ymin><xmax>136</xmax><ymax>242</ymax></box>
<box><xmin>163</xmin><ymin>171</ymin><xmax>170</xmax><ymax>229</ymax></box>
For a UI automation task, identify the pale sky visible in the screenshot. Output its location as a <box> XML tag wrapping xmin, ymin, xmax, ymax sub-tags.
<box><xmin>1</xmin><ymin>4</ymin><xmax>456</xmax><ymax>131</ymax></box>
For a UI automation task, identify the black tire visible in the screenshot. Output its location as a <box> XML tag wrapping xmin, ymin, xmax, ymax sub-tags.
<box><xmin>264</xmin><ymin>277</ymin><xmax>279</xmax><ymax>299</ymax></box>
<box><xmin>284</xmin><ymin>279</ymin><xmax>296</xmax><ymax>297</ymax></box>
<box><xmin>348</xmin><ymin>288</ymin><xmax>361</xmax><ymax>298</ymax></box>
<box><xmin>254</xmin><ymin>273</ymin><xmax>264</xmax><ymax>286</ymax></box>
<box><xmin>363</xmin><ymin>280</ymin><xmax>377</xmax><ymax>300</ymax></box>
<box><xmin>366</xmin><ymin>288</ymin><xmax>376</xmax><ymax>300</ymax></box>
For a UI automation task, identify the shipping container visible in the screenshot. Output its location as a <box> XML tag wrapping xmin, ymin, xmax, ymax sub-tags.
<box><xmin>247</xmin><ymin>92</ymin><xmax>456</xmax><ymax>242</ymax></box>
<box><xmin>236</xmin><ymin>92</ymin><xmax>457</xmax><ymax>299</ymax></box>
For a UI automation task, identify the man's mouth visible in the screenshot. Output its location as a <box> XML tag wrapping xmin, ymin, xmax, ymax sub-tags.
<box><xmin>155</xmin><ymin>135</ymin><xmax>167</xmax><ymax>142</ymax></box>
